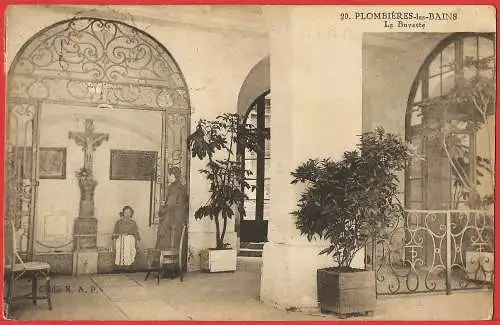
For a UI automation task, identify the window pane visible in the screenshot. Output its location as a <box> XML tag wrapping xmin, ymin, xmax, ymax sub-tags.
<box><xmin>410</xmin><ymin>106</ymin><xmax>423</xmax><ymax>126</ymax></box>
<box><xmin>410</xmin><ymin>136</ymin><xmax>423</xmax><ymax>154</ymax></box>
<box><xmin>414</xmin><ymin>80</ymin><xmax>422</xmax><ymax>102</ymax></box>
<box><xmin>442</xmin><ymin>70</ymin><xmax>455</xmax><ymax>95</ymax></box>
<box><xmin>429</xmin><ymin>55</ymin><xmax>442</xmax><ymax>77</ymax></box>
<box><xmin>441</xmin><ymin>43</ymin><xmax>455</xmax><ymax>71</ymax></box>
<box><xmin>265</xmin><ymin>139</ymin><xmax>271</xmax><ymax>158</ymax></box>
<box><xmin>464</xmin><ymin>64</ymin><xmax>477</xmax><ymax>80</ymax></box>
<box><xmin>408</xmin><ymin>161</ymin><xmax>422</xmax><ymax>178</ymax></box>
<box><xmin>478</xmin><ymin>37</ymin><xmax>495</xmax><ymax>78</ymax></box>
<box><xmin>409</xmin><ymin>179</ymin><xmax>423</xmax><ymax>202</ymax></box>
<box><xmin>247</xmin><ymin>108</ymin><xmax>257</xmax><ymax>126</ymax></box>
<box><xmin>244</xmin><ymin>199</ymin><xmax>256</xmax><ymax>220</ymax></box>
<box><xmin>407</xmin><ymin>201</ymin><xmax>423</xmax><ymax>210</ymax></box>
<box><xmin>245</xmin><ymin>179</ymin><xmax>257</xmax><ymax>200</ymax></box>
<box><xmin>428</xmin><ymin>159</ymin><xmax>452</xmax><ymax>179</ymax></box>
<box><xmin>463</xmin><ymin>36</ymin><xmax>479</xmax><ymax>61</ymax></box>
<box><xmin>263</xmin><ymin>200</ymin><xmax>270</xmax><ymax>220</ymax></box>
<box><xmin>428</xmin><ymin>75</ymin><xmax>441</xmax><ymax>97</ymax></box>
<box><xmin>478</xmin><ymin>37</ymin><xmax>494</xmax><ymax>59</ymax></box>
<box><xmin>475</xmin><ymin>120</ymin><xmax>495</xmax><ymax>204</ymax></box>
<box><xmin>264</xmin><ymin>178</ymin><xmax>271</xmax><ymax>200</ymax></box>
<box><xmin>245</xmin><ymin>157</ymin><xmax>257</xmax><ymax>175</ymax></box>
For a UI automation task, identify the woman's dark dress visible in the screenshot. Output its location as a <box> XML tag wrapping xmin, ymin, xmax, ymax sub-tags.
<box><xmin>155</xmin><ymin>181</ymin><xmax>188</xmax><ymax>251</ymax></box>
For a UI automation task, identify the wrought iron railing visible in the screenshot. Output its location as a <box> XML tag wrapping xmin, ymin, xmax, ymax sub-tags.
<box><xmin>373</xmin><ymin>210</ymin><xmax>493</xmax><ymax>295</ymax></box>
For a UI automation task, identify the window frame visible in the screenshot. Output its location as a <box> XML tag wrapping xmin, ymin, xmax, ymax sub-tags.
<box><xmin>405</xmin><ymin>33</ymin><xmax>495</xmax><ymax>210</ymax></box>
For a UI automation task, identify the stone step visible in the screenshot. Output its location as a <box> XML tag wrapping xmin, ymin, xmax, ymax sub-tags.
<box><xmin>240</xmin><ymin>242</ymin><xmax>265</xmax><ymax>250</ymax></box>
<box><xmin>238</xmin><ymin>249</ymin><xmax>263</xmax><ymax>258</ymax></box>
<box><xmin>238</xmin><ymin>242</ymin><xmax>265</xmax><ymax>257</ymax></box>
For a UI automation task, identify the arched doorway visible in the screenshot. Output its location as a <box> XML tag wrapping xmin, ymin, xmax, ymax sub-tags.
<box><xmin>6</xmin><ymin>18</ymin><xmax>191</xmax><ymax>272</ymax></box>
<box><xmin>240</xmin><ymin>91</ymin><xmax>270</xmax><ymax>245</ymax></box>
<box><xmin>236</xmin><ymin>57</ymin><xmax>270</xmax><ymax>254</ymax></box>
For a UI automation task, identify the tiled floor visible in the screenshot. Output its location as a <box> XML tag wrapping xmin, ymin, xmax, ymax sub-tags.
<box><xmin>7</xmin><ymin>258</ymin><xmax>493</xmax><ymax>321</ymax></box>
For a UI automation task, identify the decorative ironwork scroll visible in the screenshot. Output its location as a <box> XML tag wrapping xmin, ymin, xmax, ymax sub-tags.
<box><xmin>8</xmin><ymin>18</ymin><xmax>190</xmax><ymax>111</ymax></box>
<box><xmin>449</xmin><ymin>211</ymin><xmax>494</xmax><ymax>289</ymax></box>
<box><xmin>6</xmin><ymin>102</ymin><xmax>39</xmax><ymax>259</ymax></box>
<box><xmin>374</xmin><ymin>210</ymin><xmax>493</xmax><ymax>296</ymax></box>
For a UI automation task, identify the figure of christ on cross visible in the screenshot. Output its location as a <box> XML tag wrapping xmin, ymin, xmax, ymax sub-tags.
<box><xmin>69</xmin><ymin>119</ymin><xmax>110</xmax><ymax>174</ymax></box>
<box><xmin>69</xmin><ymin>119</ymin><xmax>109</xmax><ymax>219</ymax></box>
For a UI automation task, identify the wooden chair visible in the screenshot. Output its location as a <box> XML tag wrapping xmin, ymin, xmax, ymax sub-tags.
<box><xmin>145</xmin><ymin>223</ymin><xmax>187</xmax><ymax>284</ymax></box>
<box><xmin>4</xmin><ymin>218</ymin><xmax>52</xmax><ymax>318</ymax></box>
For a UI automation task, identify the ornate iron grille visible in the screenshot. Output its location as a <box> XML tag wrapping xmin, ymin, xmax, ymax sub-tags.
<box><xmin>9</xmin><ymin>18</ymin><xmax>190</xmax><ymax>111</ymax></box>
<box><xmin>373</xmin><ymin>210</ymin><xmax>493</xmax><ymax>295</ymax></box>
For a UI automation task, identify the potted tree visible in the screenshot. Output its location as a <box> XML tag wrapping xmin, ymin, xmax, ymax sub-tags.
<box><xmin>188</xmin><ymin>113</ymin><xmax>266</xmax><ymax>272</ymax></box>
<box><xmin>291</xmin><ymin>128</ymin><xmax>413</xmax><ymax>317</ymax></box>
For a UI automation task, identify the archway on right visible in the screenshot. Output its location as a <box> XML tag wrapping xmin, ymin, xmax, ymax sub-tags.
<box><xmin>368</xmin><ymin>32</ymin><xmax>495</xmax><ymax>297</ymax></box>
<box><xmin>236</xmin><ymin>56</ymin><xmax>271</xmax><ymax>255</ymax></box>
<box><xmin>403</xmin><ymin>32</ymin><xmax>495</xmax><ymax>293</ymax></box>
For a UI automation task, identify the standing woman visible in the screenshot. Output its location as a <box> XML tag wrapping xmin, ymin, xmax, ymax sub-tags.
<box><xmin>113</xmin><ymin>205</ymin><xmax>141</xmax><ymax>270</ymax></box>
<box><xmin>155</xmin><ymin>167</ymin><xmax>188</xmax><ymax>253</ymax></box>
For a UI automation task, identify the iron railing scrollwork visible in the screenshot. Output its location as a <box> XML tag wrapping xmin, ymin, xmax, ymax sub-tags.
<box><xmin>373</xmin><ymin>210</ymin><xmax>493</xmax><ymax>296</ymax></box>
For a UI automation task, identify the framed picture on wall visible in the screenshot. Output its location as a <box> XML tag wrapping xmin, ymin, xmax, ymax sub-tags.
<box><xmin>109</xmin><ymin>150</ymin><xmax>158</xmax><ymax>181</ymax></box>
<box><xmin>39</xmin><ymin>148</ymin><xmax>67</xmax><ymax>179</ymax></box>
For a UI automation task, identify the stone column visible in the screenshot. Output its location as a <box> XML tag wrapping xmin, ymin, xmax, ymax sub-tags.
<box><xmin>260</xmin><ymin>7</ymin><xmax>364</xmax><ymax>310</ymax></box>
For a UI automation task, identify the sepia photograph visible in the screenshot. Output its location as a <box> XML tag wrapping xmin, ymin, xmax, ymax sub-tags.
<box><xmin>3</xmin><ymin>4</ymin><xmax>496</xmax><ymax>321</ymax></box>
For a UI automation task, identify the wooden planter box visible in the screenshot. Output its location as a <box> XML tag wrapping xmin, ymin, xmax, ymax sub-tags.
<box><xmin>317</xmin><ymin>268</ymin><xmax>375</xmax><ymax>317</ymax></box>
<box><xmin>200</xmin><ymin>249</ymin><xmax>237</xmax><ymax>273</ymax></box>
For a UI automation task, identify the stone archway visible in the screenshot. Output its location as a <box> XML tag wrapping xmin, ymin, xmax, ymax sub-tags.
<box><xmin>236</xmin><ymin>57</ymin><xmax>270</xmax><ymax>253</ymax></box>
<box><xmin>6</xmin><ymin>17</ymin><xmax>191</xmax><ymax>272</ymax></box>
<box><xmin>237</xmin><ymin>56</ymin><xmax>270</xmax><ymax>115</ymax></box>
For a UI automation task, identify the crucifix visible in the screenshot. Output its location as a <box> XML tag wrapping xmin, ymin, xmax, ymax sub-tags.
<box><xmin>69</xmin><ymin>119</ymin><xmax>109</xmax><ymax>220</ymax></box>
<box><xmin>69</xmin><ymin>119</ymin><xmax>109</xmax><ymax>174</ymax></box>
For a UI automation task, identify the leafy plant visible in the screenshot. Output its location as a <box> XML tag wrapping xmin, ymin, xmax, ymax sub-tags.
<box><xmin>418</xmin><ymin>55</ymin><xmax>495</xmax><ymax>209</ymax></box>
<box><xmin>291</xmin><ymin>128</ymin><xmax>413</xmax><ymax>269</ymax></box>
<box><xmin>187</xmin><ymin>113</ymin><xmax>267</xmax><ymax>249</ymax></box>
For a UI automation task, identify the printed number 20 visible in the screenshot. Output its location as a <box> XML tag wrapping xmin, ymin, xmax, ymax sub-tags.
<box><xmin>340</xmin><ymin>13</ymin><xmax>349</xmax><ymax>20</ymax></box>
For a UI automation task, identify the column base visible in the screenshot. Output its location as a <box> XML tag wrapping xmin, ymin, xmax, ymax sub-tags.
<box><xmin>260</xmin><ymin>241</ymin><xmax>365</xmax><ymax>310</ymax></box>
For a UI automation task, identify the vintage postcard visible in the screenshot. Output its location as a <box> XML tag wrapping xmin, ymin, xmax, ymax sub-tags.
<box><xmin>3</xmin><ymin>4</ymin><xmax>496</xmax><ymax>321</ymax></box>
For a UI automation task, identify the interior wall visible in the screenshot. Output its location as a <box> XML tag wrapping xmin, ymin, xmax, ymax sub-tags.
<box><xmin>36</xmin><ymin>104</ymin><xmax>162</xmax><ymax>254</ymax></box>
<box><xmin>363</xmin><ymin>38</ymin><xmax>438</xmax><ymax>136</ymax></box>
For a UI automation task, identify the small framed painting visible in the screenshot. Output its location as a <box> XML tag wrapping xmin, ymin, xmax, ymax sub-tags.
<box><xmin>39</xmin><ymin>148</ymin><xmax>67</xmax><ymax>179</ymax></box>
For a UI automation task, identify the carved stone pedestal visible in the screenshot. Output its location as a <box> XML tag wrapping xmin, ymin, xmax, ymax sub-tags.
<box><xmin>74</xmin><ymin>218</ymin><xmax>98</xmax><ymax>250</ymax></box>
<box><xmin>73</xmin><ymin>218</ymin><xmax>98</xmax><ymax>275</ymax></box>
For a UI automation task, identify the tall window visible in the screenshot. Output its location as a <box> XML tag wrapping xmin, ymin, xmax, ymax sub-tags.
<box><xmin>243</xmin><ymin>92</ymin><xmax>270</xmax><ymax>221</ymax></box>
<box><xmin>406</xmin><ymin>33</ymin><xmax>495</xmax><ymax>210</ymax></box>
